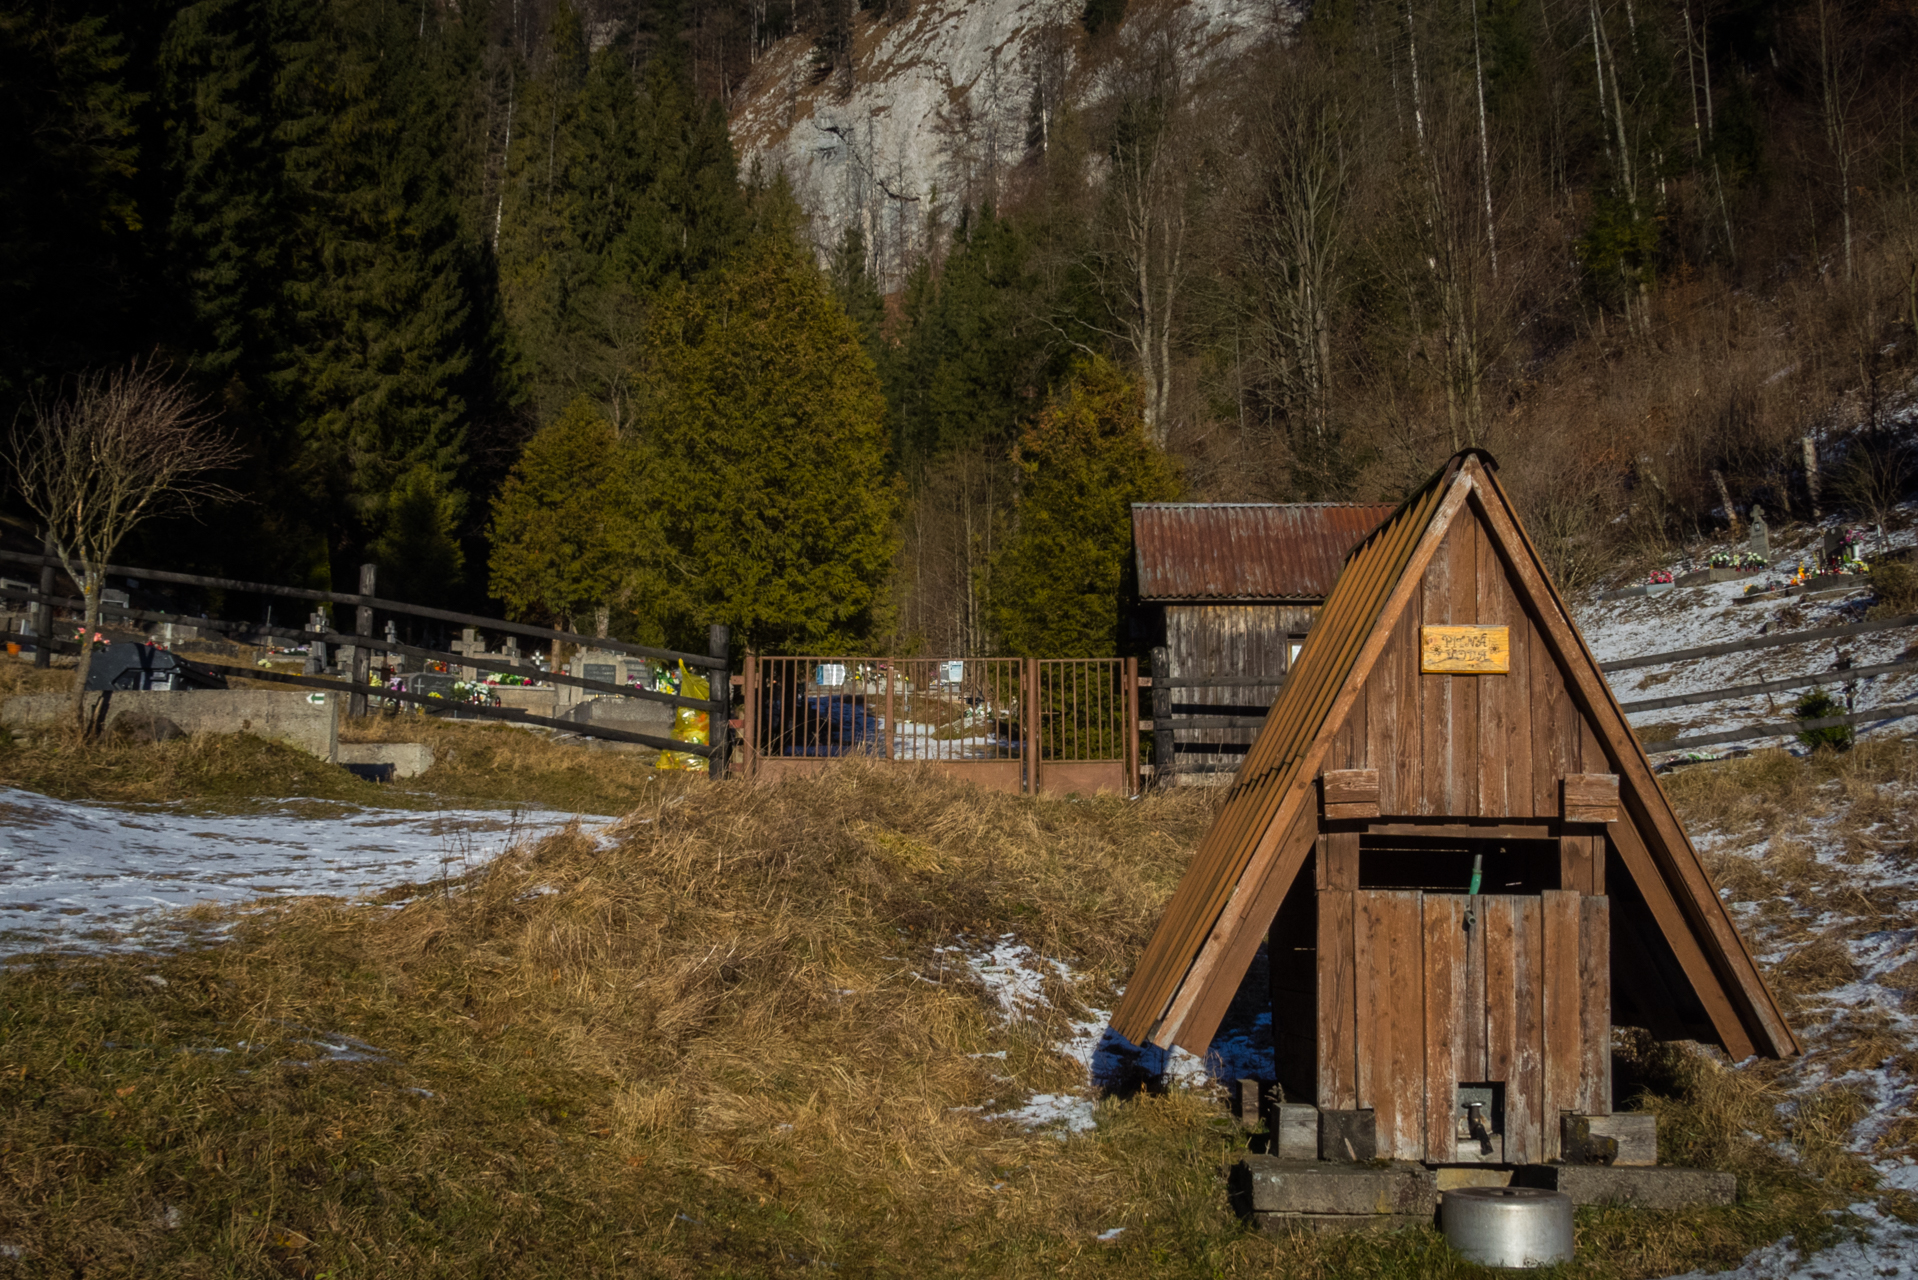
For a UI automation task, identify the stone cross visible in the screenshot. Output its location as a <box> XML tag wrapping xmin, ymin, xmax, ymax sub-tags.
<box><xmin>1748</xmin><ymin>506</ymin><xmax>1770</xmax><ymax>561</ymax></box>
<box><xmin>454</xmin><ymin>626</ymin><xmax>481</xmax><ymax>682</ymax></box>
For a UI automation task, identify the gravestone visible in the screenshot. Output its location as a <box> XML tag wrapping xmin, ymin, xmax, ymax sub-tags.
<box><xmin>305</xmin><ymin>610</ymin><xmax>329</xmax><ymax>674</ymax></box>
<box><xmin>453</xmin><ymin>626</ymin><xmax>481</xmax><ymax>681</ymax></box>
<box><xmin>1748</xmin><ymin>506</ymin><xmax>1770</xmax><ymax>561</ymax></box>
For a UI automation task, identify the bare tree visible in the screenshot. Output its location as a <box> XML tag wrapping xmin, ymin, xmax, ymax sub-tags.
<box><xmin>1238</xmin><ymin>59</ymin><xmax>1355</xmax><ymax>492</ymax></box>
<box><xmin>1079</xmin><ymin>11</ymin><xmax>1209</xmax><ymax>447</ymax></box>
<box><xmin>5</xmin><ymin>359</ymin><xmax>240</xmax><ymax>719</ymax></box>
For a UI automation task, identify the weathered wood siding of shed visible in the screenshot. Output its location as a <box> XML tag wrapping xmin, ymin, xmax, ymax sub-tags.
<box><xmin>1167</xmin><ymin>603</ymin><xmax>1317</xmax><ymax>770</ymax></box>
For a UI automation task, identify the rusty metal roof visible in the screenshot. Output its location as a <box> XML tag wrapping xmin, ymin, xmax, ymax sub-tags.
<box><xmin>1110</xmin><ymin>452</ymin><xmax>1798</xmax><ymax>1062</ymax></box>
<box><xmin>1130</xmin><ymin>504</ymin><xmax>1397</xmax><ymax>602</ymax></box>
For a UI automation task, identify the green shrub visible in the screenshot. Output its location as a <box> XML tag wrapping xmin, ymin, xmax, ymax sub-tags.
<box><xmin>1794</xmin><ymin>687</ymin><xmax>1854</xmax><ymax>752</ymax></box>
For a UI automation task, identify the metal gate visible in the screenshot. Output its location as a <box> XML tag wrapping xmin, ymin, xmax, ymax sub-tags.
<box><xmin>741</xmin><ymin>654</ymin><xmax>1140</xmax><ymax>796</ymax></box>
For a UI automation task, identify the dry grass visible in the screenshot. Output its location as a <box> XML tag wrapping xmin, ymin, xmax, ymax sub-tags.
<box><xmin>0</xmin><ymin>655</ymin><xmax>668</xmax><ymax>815</ymax></box>
<box><xmin>0</xmin><ymin>763</ymin><xmax>1865</xmax><ymax>1278</ymax></box>
<box><xmin>1660</xmin><ymin>741</ymin><xmax>1918</xmax><ymax>1189</ymax></box>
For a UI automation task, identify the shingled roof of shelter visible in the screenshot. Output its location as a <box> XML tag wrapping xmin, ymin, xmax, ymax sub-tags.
<box><xmin>1110</xmin><ymin>450</ymin><xmax>1798</xmax><ymax>1062</ymax></box>
<box><xmin>1130</xmin><ymin>503</ymin><xmax>1398</xmax><ymax>602</ymax></box>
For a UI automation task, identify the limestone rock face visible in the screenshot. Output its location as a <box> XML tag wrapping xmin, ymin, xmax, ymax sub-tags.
<box><xmin>726</xmin><ymin>0</ymin><xmax>1294</xmax><ymax>279</ymax></box>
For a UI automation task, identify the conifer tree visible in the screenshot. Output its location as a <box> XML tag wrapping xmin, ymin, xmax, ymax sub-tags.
<box><xmin>488</xmin><ymin>397</ymin><xmax>625</xmax><ymax>629</ymax></box>
<box><xmin>992</xmin><ymin>356</ymin><xmax>1180</xmax><ymax>657</ymax></box>
<box><xmin>633</xmin><ymin>237</ymin><xmax>895</xmax><ymax>651</ymax></box>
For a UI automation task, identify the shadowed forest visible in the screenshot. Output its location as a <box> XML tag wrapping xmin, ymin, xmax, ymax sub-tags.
<box><xmin>3</xmin><ymin>0</ymin><xmax>1917</xmax><ymax>657</ymax></box>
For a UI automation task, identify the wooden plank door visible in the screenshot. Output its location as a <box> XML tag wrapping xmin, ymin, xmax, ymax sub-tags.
<box><xmin>1353</xmin><ymin>890</ymin><xmax>1426</xmax><ymax>1160</ymax></box>
<box><xmin>1347</xmin><ymin>889</ymin><xmax>1609</xmax><ymax>1164</ymax></box>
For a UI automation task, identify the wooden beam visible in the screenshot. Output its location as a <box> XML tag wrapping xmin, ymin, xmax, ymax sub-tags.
<box><xmin>1323</xmin><ymin>769</ymin><xmax>1381</xmax><ymax>819</ymax></box>
<box><xmin>1562</xmin><ymin>773</ymin><xmax>1620</xmax><ymax>824</ymax></box>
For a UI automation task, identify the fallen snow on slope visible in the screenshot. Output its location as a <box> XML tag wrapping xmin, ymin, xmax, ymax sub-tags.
<box><xmin>1577</xmin><ymin>512</ymin><xmax>1918</xmax><ymax>759</ymax></box>
<box><xmin>943</xmin><ymin>932</ymin><xmax>1256</xmax><ymax>1136</ymax></box>
<box><xmin>0</xmin><ymin>788</ymin><xmax>594</xmax><ymax>957</ymax></box>
<box><xmin>1659</xmin><ymin>1201</ymin><xmax>1918</xmax><ymax>1280</ymax></box>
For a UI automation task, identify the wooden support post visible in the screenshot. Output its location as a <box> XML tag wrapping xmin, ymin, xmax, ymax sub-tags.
<box><xmin>1151</xmin><ymin>645</ymin><xmax>1173</xmax><ymax>785</ymax></box>
<box><xmin>707</xmin><ymin>624</ymin><xmax>730</xmax><ymax>781</ymax></box>
<box><xmin>350</xmin><ymin>563</ymin><xmax>375</xmax><ymax>717</ymax></box>
<box><xmin>33</xmin><ymin>535</ymin><xmax>54</xmax><ymax>669</ymax></box>
<box><xmin>1123</xmin><ymin>656</ymin><xmax>1140</xmax><ymax>796</ymax></box>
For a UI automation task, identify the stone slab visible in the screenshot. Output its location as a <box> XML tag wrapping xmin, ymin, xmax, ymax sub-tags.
<box><xmin>1241</xmin><ymin>1157</ymin><xmax>1437</xmax><ymax>1217</ymax></box>
<box><xmin>1674</xmin><ymin>566</ymin><xmax>1762</xmax><ymax>587</ymax></box>
<box><xmin>1319</xmin><ymin>1109</ymin><xmax>1377</xmax><ymax>1162</ymax></box>
<box><xmin>1565</xmin><ymin>1113</ymin><xmax>1657</xmax><ymax>1166</ymax></box>
<box><xmin>2</xmin><ymin>689</ymin><xmax>338</xmax><ymax>762</ymax></box>
<box><xmin>567</xmin><ymin>696</ymin><xmax>672</xmax><ymax>733</ymax></box>
<box><xmin>1273</xmin><ymin>1104</ymin><xmax>1319</xmax><ymax>1161</ymax></box>
<box><xmin>1253</xmin><ymin>1211</ymin><xmax>1431</xmax><ymax>1235</ymax></box>
<box><xmin>1510</xmin><ymin>1164</ymin><xmax>1734</xmax><ymax>1208</ymax></box>
<box><xmin>336</xmin><ymin>742</ymin><xmax>435</xmax><ymax>779</ymax></box>
<box><xmin>492</xmin><ymin>687</ymin><xmax>558</xmax><ymax>717</ymax></box>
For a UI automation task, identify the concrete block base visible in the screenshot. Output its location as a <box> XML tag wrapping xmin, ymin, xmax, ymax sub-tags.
<box><xmin>1254</xmin><ymin>1211</ymin><xmax>1433</xmax><ymax>1236</ymax></box>
<box><xmin>1511</xmin><ymin>1164</ymin><xmax>1734</xmax><ymax>1208</ymax></box>
<box><xmin>336</xmin><ymin>742</ymin><xmax>435</xmax><ymax>779</ymax></box>
<box><xmin>1238</xmin><ymin>1156</ymin><xmax>1436</xmax><ymax>1221</ymax></box>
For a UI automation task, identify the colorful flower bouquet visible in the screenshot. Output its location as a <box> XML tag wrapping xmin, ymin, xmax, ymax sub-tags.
<box><xmin>1707</xmin><ymin>550</ymin><xmax>1767</xmax><ymax>570</ymax></box>
<box><xmin>1648</xmin><ymin>569</ymin><xmax>1675</xmax><ymax>585</ymax></box>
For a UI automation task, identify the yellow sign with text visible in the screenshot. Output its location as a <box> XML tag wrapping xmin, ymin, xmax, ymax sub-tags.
<box><xmin>1420</xmin><ymin>625</ymin><xmax>1510</xmax><ymax>674</ymax></box>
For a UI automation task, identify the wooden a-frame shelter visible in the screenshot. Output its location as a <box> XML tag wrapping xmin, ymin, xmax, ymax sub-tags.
<box><xmin>1111</xmin><ymin>450</ymin><xmax>1796</xmax><ymax>1166</ymax></box>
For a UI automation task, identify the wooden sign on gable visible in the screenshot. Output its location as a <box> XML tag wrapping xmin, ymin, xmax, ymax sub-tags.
<box><xmin>1420</xmin><ymin>624</ymin><xmax>1510</xmax><ymax>673</ymax></box>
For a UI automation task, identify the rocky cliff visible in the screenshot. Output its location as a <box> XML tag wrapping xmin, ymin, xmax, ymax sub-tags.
<box><xmin>726</xmin><ymin>0</ymin><xmax>1292</xmax><ymax>283</ymax></box>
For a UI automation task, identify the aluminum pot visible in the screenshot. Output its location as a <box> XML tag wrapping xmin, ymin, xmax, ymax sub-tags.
<box><xmin>1440</xmin><ymin>1186</ymin><xmax>1574</xmax><ymax>1268</ymax></box>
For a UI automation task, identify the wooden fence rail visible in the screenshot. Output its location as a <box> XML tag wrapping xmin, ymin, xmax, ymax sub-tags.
<box><xmin>2</xmin><ymin>566</ymin><xmax>733</xmax><ymax>774</ymax></box>
<box><xmin>0</xmin><ymin>548</ymin><xmax>727</xmax><ymax>671</ymax></box>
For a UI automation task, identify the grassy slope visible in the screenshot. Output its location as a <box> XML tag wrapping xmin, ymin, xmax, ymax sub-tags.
<box><xmin>1</xmin><ymin>652</ymin><xmax>679</xmax><ymax>815</ymax></box>
<box><xmin>2</xmin><ymin>756</ymin><xmax>1899</xmax><ymax>1278</ymax></box>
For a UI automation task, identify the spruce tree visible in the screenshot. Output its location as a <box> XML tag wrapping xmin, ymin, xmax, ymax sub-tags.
<box><xmin>992</xmin><ymin>357</ymin><xmax>1180</xmax><ymax>658</ymax></box>
<box><xmin>488</xmin><ymin>396</ymin><xmax>626</xmax><ymax>629</ymax></box>
<box><xmin>633</xmin><ymin>238</ymin><xmax>895</xmax><ymax>651</ymax></box>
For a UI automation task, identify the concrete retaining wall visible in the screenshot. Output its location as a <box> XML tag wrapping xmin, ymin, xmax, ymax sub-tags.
<box><xmin>336</xmin><ymin>742</ymin><xmax>434</xmax><ymax>778</ymax></box>
<box><xmin>1</xmin><ymin>689</ymin><xmax>339</xmax><ymax>762</ymax></box>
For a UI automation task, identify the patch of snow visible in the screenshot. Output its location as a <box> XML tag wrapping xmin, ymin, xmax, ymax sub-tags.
<box><xmin>1658</xmin><ymin>1201</ymin><xmax>1918</xmax><ymax>1280</ymax></box>
<box><xmin>0</xmin><ymin>787</ymin><xmax>597</xmax><ymax>956</ymax></box>
<box><xmin>947</xmin><ymin>933</ymin><xmax>1252</xmax><ymax>1138</ymax></box>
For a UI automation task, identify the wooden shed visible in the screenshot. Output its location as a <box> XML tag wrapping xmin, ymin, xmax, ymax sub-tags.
<box><xmin>1131</xmin><ymin>502</ymin><xmax>1394</xmax><ymax>780</ymax></box>
<box><xmin>1113</xmin><ymin>451</ymin><xmax>1796</xmax><ymax>1167</ymax></box>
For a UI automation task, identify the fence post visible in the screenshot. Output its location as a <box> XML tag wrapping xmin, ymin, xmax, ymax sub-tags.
<box><xmin>33</xmin><ymin>534</ymin><xmax>54</xmax><ymax>669</ymax></box>
<box><xmin>1151</xmin><ymin>645</ymin><xmax>1173</xmax><ymax>787</ymax></box>
<box><xmin>1124</xmin><ymin>656</ymin><xmax>1140</xmax><ymax>797</ymax></box>
<box><xmin>350</xmin><ymin>564</ymin><xmax>375</xmax><ymax>717</ymax></box>
<box><xmin>707</xmin><ymin>623</ymin><xmax>730</xmax><ymax>780</ymax></box>
<box><xmin>883</xmin><ymin>660</ymin><xmax>895</xmax><ymax>761</ymax></box>
<box><xmin>741</xmin><ymin>650</ymin><xmax>757</xmax><ymax>779</ymax></box>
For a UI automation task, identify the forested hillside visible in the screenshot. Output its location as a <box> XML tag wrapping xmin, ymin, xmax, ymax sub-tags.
<box><xmin>3</xmin><ymin>0</ymin><xmax>1916</xmax><ymax>658</ymax></box>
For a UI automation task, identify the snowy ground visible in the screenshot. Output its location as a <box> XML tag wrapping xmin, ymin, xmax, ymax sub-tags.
<box><xmin>1576</xmin><ymin>509</ymin><xmax>1918</xmax><ymax>762</ymax></box>
<box><xmin>0</xmin><ymin>788</ymin><xmax>595</xmax><ymax>958</ymax></box>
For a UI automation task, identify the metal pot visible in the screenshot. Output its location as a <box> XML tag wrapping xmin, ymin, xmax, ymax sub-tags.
<box><xmin>1440</xmin><ymin>1186</ymin><xmax>1574</xmax><ymax>1268</ymax></box>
